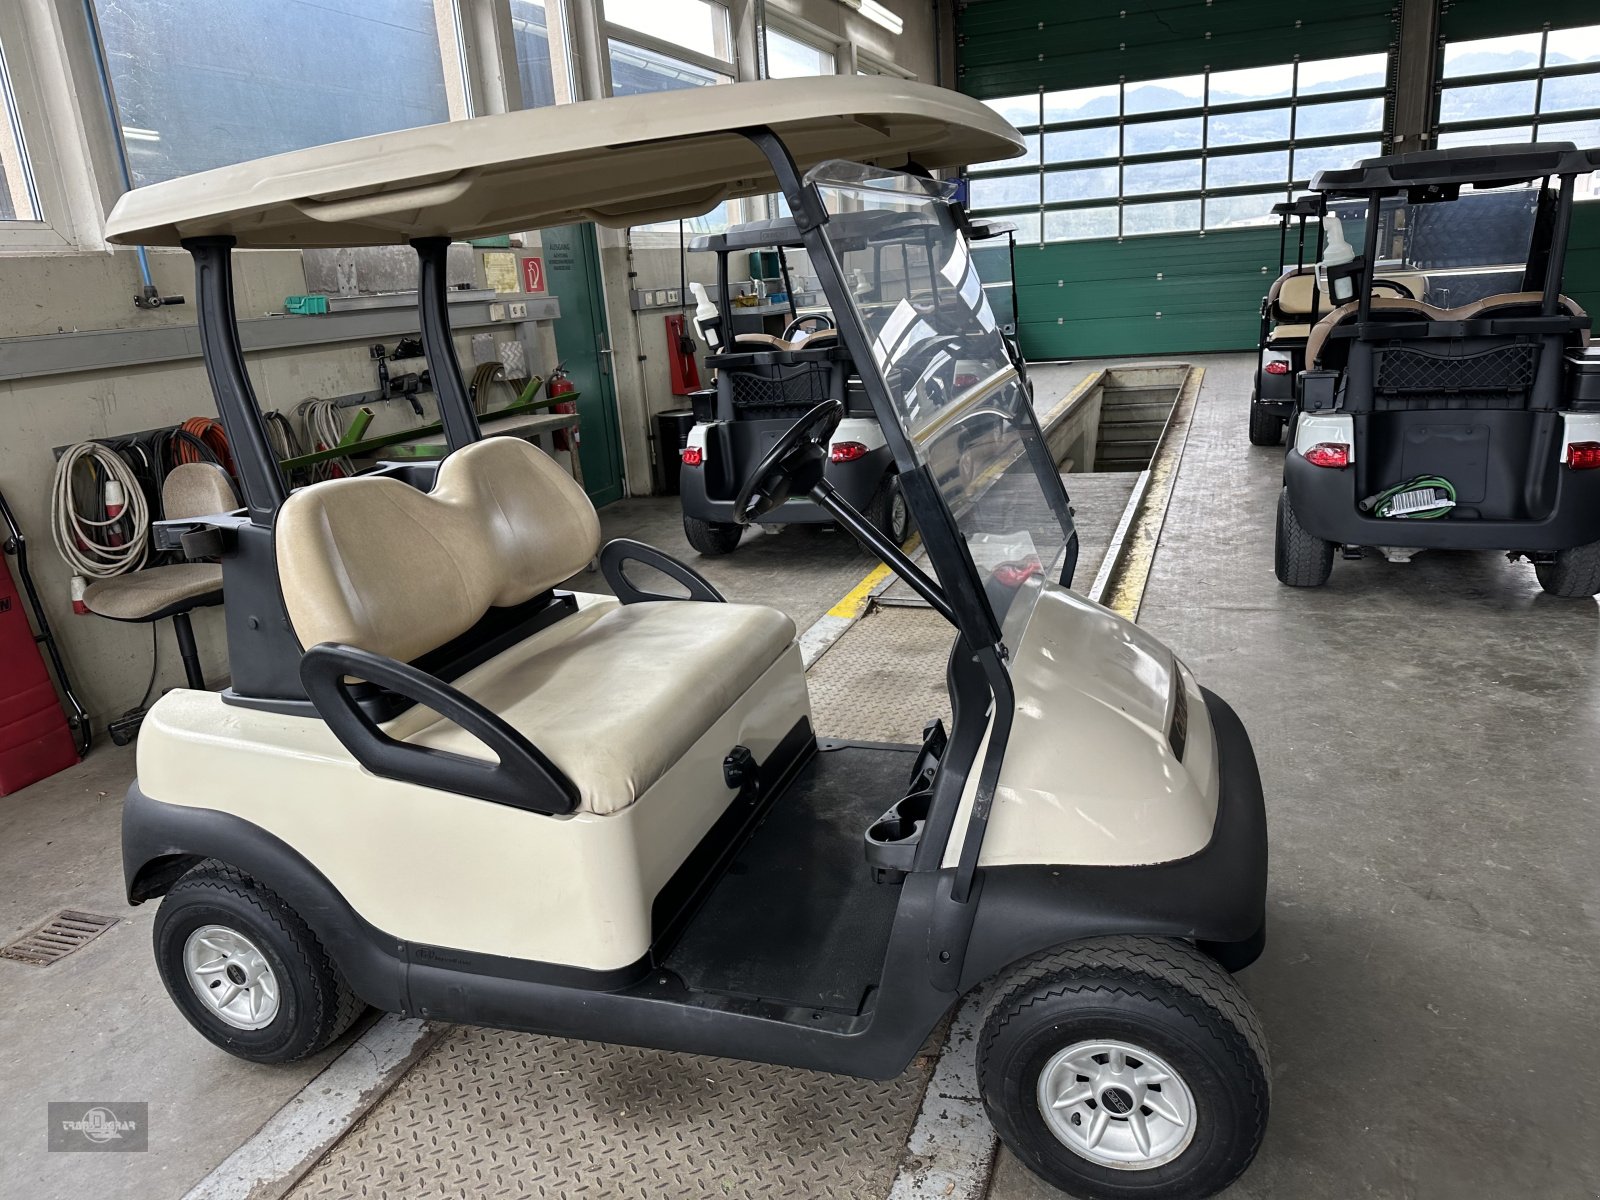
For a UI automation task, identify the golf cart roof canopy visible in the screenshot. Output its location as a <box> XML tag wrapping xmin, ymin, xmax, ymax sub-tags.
<box><xmin>1311</xmin><ymin>142</ymin><xmax>1600</xmax><ymax>195</ymax></box>
<box><xmin>689</xmin><ymin>210</ymin><xmax>1017</xmax><ymax>255</ymax></box>
<box><xmin>104</xmin><ymin>77</ymin><xmax>1024</xmax><ymax>250</ymax></box>
<box><xmin>1271</xmin><ymin>196</ymin><xmax>1324</xmax><ymax>218</ymax></box>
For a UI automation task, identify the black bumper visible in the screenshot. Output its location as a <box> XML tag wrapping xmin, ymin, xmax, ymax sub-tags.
<box><xmin>1286</xmin><ymin>452</ymin><xmax>1600</xmax><ymax>551</ymax></box>
<box><xmin>959</xmin><ymin>687</ymin><xmax>1269</xmax><ymax>988</ymax></box>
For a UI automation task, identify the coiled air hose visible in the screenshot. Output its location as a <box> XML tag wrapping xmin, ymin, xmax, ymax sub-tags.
<box><xmin>1360</xmin><ymin>475</ymin><xmax>1457</xmax><ymax>519</ymax></box>
<box><xmin>51</xmin><ymin>441</ymin><xmax>151</xmax><ymax>578</ymax></box>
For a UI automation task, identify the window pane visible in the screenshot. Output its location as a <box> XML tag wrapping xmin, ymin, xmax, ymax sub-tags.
<box><xmin>1537</xmin><ymin>117</ymin><xmax>1600</xmax><ymax>145</ymax></box>
<box><xmin>1044</xmin><ymin>165</ymin><xmax>1119</xmax><ymax>203</ymax></box>
<box><xmin>767</xmin><ymin>28</ymin><xmax>833</xmax><ymax>78</ymax></box>
<box><xmin>512</xmin><ymin>0</ymin><xmax>559</xmax><ymax>108</ymax></box>
<box><xmin>1209</xmin><ymin>64</ymin><xmax>1294</xmax><ymax>105</ymax></box>
<box><xmin>973</xmin><ymin>132</ymin><xmax>1039</xmax><ymax>171</ymax></box>
<box><xmin>1124</xmin><ymin>115</ymin><xmax>1203</xmax><ymax>156</ymax></box>
<box><xmin>1439</xmin><ymin>79</ymin><xmax>1538</xmax><ymax>123</ymax></box>
<box><xmin>1293</xmin><ymin>140</ymin><xmax>1381</xmax><ymax>181</ymax></box>
<box><xmin>1123</xmin><ymin>158</ymin><xmax>1200</xmax><ymax>196</ymax></box>
<box><xmin>1207</xmin><ymin>148</ymin><xmax>1289</xmax><ymax>189</ymax></box>
<box><xmin>969</xmin><ymin>174</ymin><xmax>1039</xmax><ymax>210</ymax></box>
<box><xmin>1541</xmin><ymin>72</ymin><xmax>1600</xmax><ymax>115</ymax></box>
<box><xmin>1044</xmin><ymin>124</ymin><xmax>1119</xmax><ymax>163</ymax></box>
<box><xmin>1206</xmin><ymin>191</ymin><xmax>1285</xmax><ymax>229</ymax></box>
<box><xmin>1297</xmin><ymin>52</ymin><xmax>1388</xmax><ymax>96</ymax></box>
<box><xmin>1296</xmin><ymin>96</ymin><xmax>1385</xmax><ymax>138</ymax></box>
<box><xmin>605</xmin><ymin>0</ymin><xmax>728</xmax><ymax>60</ymax></box>
<box><xmin>1043</xmin><ymin>84</ymin><xmax>1119</xmax><ymax>124</ymax></box>
<box><xmin>1547</xmin><ymin>25</ymin><xmax>1600</xmax><ymax>67</ymax></box>
<box><xmin>608</xmin><ymin>39</ymin><xmax>724</xmax><ymax>95</ymax></box>
<box><xmin>1045</xmin><ymin>206</ymin><xmax>1118</xmax><ymax>242</ymax></box>
<box><xmin>1123</xmin><ymin>198</ymin><xmax>1200</xmax><ymax>235</ymax></box>
<box><xmin>0</xmin><ymin>37</ymin><xmax>40</xmax><ymax>221</ymax></box>
<box><xmin>93</xmin><ymin>0</ymin><xmax>450</xmax><ymax>186</ymax></box>
<box><xmin>1437</xmin><ymin>125</ymin><xmax>1532</xmax><ymax>148</ymax></box>
<box><xmin>985</xmin><ymin>94</ymin><xmax>1041</xmax><ymax>130</ymax></box>
<box><xmin>1123</xmin><ymin>73</ymin><xmax>1203</xmax><ymax>115</ymax></box>
<box><xmin>1208</xmin><ymin>106</ymin><xmax>1291</xmax><ymax>147</ymax></box>
<box><xmin>1442</xmin><ymin>32</ymin><xmax>1543</xmax><ymax>79</ymax></box>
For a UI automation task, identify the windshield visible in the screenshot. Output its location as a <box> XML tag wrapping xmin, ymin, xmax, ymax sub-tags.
<box><xmin>1327</xmin><ymin>185</ymin><xmax>1540</xmax><ymax>308</ymax></box>
<box><xmin>807</xmin><ymin>162</ymin><xmax>1073</xmax><ymax>644</ymax></box>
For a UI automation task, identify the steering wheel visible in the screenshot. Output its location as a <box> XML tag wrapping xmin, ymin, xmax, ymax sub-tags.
<box><xmin>1372</xmin><ymin>279</ymin><xmax>1416</xmax><ymax>300</ymax></box>
<box><xmin>782</xmin><ymin>313</ymin><xmax>833</xmax><ymax>342</ymax></box>
<box><xmin>732</xmin><ymin>399</ymin><xmax>843</xmax><ymax>524</ymax></box>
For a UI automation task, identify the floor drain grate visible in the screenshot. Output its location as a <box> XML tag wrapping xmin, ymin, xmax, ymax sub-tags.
<box><xmin>0</xmin><ymin>910</ymin><xmax>118</xmax><ymax>966</ymax></box>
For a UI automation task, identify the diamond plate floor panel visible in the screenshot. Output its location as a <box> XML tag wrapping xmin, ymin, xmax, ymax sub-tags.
<box><xmin>288</xmin><ymin>1027</ymin><xmax>936</xmax><ymax>1199</ymax></box>
<box><xmin>806</xmin><ymin>607</ymin><xmax>954</xmax><ymax>744</ymax></box>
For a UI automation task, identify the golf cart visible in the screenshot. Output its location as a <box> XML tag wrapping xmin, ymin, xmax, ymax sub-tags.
<box><xmin>1275</xmin><ymin>142</ymin><xmax>1600</xmax><ymax>593</ymax></box>
<box><xmin>1249</xmin><ymin>197</ymin><xmax>1327</xmax><ymax>446</ymax></box>
<box><xmin>679</xmin><ymin>214</ymin><xmax>1035</xmax><ymax>557</ymax></box>
<box><xmin>111</xmin><ymin>77</ymin><xmax>1269</xmax><ymax>1199</ymax></box>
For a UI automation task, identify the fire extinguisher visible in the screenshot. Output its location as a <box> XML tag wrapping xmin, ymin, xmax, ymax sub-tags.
<box><xmin>548</xmin><ymin>364</ymin><xmax>579</xmax><ymax>453</ymax></box>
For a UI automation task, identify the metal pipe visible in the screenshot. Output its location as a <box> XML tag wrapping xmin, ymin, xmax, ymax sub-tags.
<box><xmin>184</xmin><ymin>237</ymin><xmax>287</xmax><ymax>523</ymax></box>
<box><xmin>810</xmin><ymin>481</ymin><xmax>955</xmax><ymax>623</ymax></box>
<box><xmin>411</xmin><ymin>237</ymin><xmax>483</xmax><ymax>451</ymax></box>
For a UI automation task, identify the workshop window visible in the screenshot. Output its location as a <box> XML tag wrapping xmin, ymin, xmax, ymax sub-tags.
<box><xmin>511</xmin><ymin>0</ymin><xmax>562</xmax><ymax>108</ymax></box>
<box><xmin>767</xmin><ymin>27</ymin><xmax>835</xmax><ymax>79</ymax></box>
<box><xmin>0</xmin><ymin>37</ymin><xmax>40</xmax><ymax>223</ymax></box>
<box><xmin>968</xmin><ymin>52</ymin><xmax>1391</xmax><ymax>243</ymax></box>
<box><xmin>1436</xmin><ymin>24</ymin><xmax>1600</xmax><ymax>199</ymax></box>
<box><xmin>91</xmin><ymin>0</ymin><xmax>456</xmax><ymax>186</ymax></box>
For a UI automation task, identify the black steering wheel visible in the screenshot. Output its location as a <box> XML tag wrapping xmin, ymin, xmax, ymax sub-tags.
<box><xmin>782</xmin><ymin>313</ymin><xmax>833</xmax><ymax>341</ymax></box>
<box><xmin>1372</xmin><ymin>279</ymin><xmax>1416</xmax><ymax>300</ymax></box>
<box><xmin>732</xmin><ymin>399</ymin><xmax>843</xmax><ymax>524</ymax></box>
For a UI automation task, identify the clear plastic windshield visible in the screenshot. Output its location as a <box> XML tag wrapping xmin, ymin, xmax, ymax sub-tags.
<box><xmin>807</xmin><ymin>162</ymin><xmax>1072</xmax><ymax>643</ymax></box>
<box><xmin>1327</xmin><ymin>185</ymin><xmax>1541</xmax><ymax>307</ymax></box>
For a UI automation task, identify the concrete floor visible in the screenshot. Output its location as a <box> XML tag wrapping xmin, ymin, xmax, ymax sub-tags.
<box><xmin>991</xmin><ymin>354</ymin><xmax>1600</xmax><ymax>1199</ymax></box>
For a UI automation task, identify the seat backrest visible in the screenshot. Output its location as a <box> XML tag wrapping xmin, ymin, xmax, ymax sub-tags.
<box><xmin>162</xmin><ymin>462</ymin><xmax>239</xmax><ymax>520</ymax></box>
<box><xmin>1272</xmin><ymin>271</ymin><xmax>1320</xmax><ymax>318</ymax></box>
<box><xmin>1307</xmin><ymin>292</ymin><xmax>1590</xmax><ymax>369</ymax></box>
<box><xmin>275</xmin><ymin>437</ymin><xmax>600</xmax><ymax>662</ymax></box>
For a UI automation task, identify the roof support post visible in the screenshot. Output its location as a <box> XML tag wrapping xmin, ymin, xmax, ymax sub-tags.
<box><xmin>183</xmin><ymin>236</ymin><xmax>287</xmax><ymax>524</ymax></box>
<box><xmin>411</xmin><ymin>237</ymin><xmax>483</xmax><ymax>451</ymax></box>
<box><xmin>1543</xmin><ymin>174</ymin><xmax>1576</xmax><ymax>316</ymax></box>
<box><xmin>1389</xmin><ymin>0</ymin><xmax>1440</xmax><ymax>155</ymax></box>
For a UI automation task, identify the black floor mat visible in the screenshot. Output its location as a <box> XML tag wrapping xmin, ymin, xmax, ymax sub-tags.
<box><xmin>665</xmin><ymin>743</ymin><xmax>916</xmax><ymax>1013</ymax></box>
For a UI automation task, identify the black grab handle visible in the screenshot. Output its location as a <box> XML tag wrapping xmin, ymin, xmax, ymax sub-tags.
<box><xmin>300</xmin><ymin>643</ymin><xmax>579</xmax><ymax>815</ymax></box>
<box><xmin>598</xmin><ymin>538</ymin><xmax>725</xmax><ymax>604</ymax></box>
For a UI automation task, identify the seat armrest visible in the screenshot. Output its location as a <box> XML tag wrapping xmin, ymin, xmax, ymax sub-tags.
<box><xmin>598</xmin><ymin>538</ymin><xmax>724</xmax><ymax>604</ymax></box>
<box><xmin>300</xmin><ymin>643</ymin><xmax>579</xmax><ymax>815</ymax></box>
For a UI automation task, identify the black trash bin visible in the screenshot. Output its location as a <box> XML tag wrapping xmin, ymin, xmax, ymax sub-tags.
<box><xmin>656</xmin><ymin>408</ymin><xmax>698</xmax><ymax>495</ymax></box>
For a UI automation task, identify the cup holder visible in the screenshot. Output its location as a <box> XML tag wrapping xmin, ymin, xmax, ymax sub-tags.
<box><xmin>864</xmin><ymin>789</ymin><xmax>932</xmax><ymax>877</ymax></box>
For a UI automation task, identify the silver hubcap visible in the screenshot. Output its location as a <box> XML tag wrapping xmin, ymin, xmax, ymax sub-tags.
<box><xmin>183</xmin><ymin>925</ymin><xmax>280</xmax><ymax>1030</ymax></box>
<box><xmin>890</xmin><ymin>491</ymin><xmax>909</xmax><ymax>542</ymax></box>
<box><xmin>1036</xmin><ymin>1039</ymin><xmax>1196</xmax><ymax>1170</ymax></box>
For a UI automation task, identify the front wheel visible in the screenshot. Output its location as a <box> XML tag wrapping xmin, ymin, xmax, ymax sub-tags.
<box><xmin>1534</xmin><ymin>540</ymin><xmax>1600</xmax><ymax>597</ymax></box>
<box><xmin>682</xmin><ymin>515</ymin><xmax>744</xmax><ymax>556</ymax></box>
<box><xmin>1274</xmin><ymin>486</ymin><xmax>1334</xmax><ymax>587</ymax></box>
<box><xmin>977</xmin><ymin>937</ymin><xmax>1270</xmax><ymax>1200</ymax></box>
<box><xmin>153</xmin><ymin>860</ymin><xmax>366</xmax><ymax>1064</ymax></box>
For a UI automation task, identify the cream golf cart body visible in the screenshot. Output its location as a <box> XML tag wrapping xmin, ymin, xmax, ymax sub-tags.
<box><xmin>110</xmin><ymin>77</ymin><xmax>1270</xmax><ymax>1199</ymax></box>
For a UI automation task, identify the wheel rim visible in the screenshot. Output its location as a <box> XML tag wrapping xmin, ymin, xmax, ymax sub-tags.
<box><xmin>1036</xmin><ymin>1039</ymin><xmax>1197</xmax><ymax>1170</ymax></box>
<box><xmin>182</xmin><ymin>925</ymin><xmax>281</xmax><ymax>1030</ymax></box>
<box><xmin>889</xmin><ymin>489</ymin><xmax>910</xmax><ymax>543</ymax></box>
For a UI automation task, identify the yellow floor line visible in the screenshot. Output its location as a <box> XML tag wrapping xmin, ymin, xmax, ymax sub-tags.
<box><xmin>827</xmin><ymin>560</ymin><xmax>895</xmax><ymax>619</ymax></box>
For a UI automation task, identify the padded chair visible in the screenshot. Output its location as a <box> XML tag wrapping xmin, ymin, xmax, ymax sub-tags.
<box><xmin>83</xmin><ymin>463</ymin><xmax>238</xmax><ymax>690</ymax></box>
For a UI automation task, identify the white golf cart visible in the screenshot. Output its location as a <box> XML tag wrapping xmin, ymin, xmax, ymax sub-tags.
<box><xmin>110</xmin><ymin>78</ymin><xmax>1270</xmax><ymax>1199</ymax></box>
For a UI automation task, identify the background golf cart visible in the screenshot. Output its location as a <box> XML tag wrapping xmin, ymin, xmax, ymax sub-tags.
<box><xmin>1275</xmin><ymin>142</ymin><xmax>1600</xmax><ymax>593</ymax></box>
<box><xmin>678</xmin><ymin>214</ymin><xmax>1028</xmax><ymax>556</ymax></box>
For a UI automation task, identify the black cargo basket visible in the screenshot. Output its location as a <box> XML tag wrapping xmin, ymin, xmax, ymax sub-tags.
<box><xmin>710</xmin><ymin>347</ymin><xmax>841</xmax><ymax>420</ymax></box>
<box><xmin>1374</xmin><ymin>341</ymin><xmax>1538</xmax><ymax>395</ymax></box>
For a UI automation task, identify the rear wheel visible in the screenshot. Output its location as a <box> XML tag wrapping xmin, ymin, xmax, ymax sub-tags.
<box><xmin>977</xmin><ymin>937</ymin><xmax>1270</xmax><ymax>1200</ymax></box>
<box><xmin>682</xmin><ymin>515</ymin><xmax>744</xmax><ymax>557</ymax></box>
<box><xmin>1247</xmin><ymin>400</ymin><xmax>1286</xmax><ymax>447</ymax></box>
<box><xmin>1535</xmin><ymin>540</ymin><xmax>1600</xmax><ymax>597</ymax></box>
<box><xmin>153</xmin><ymin>860</ymin><xmax>365</xmax><ymax>1064</ymax></box>
<box><xmin>1274</xmin><ymin>486</ymin><xmax>1334</xmax><ymax>587</ymax></box>
<box><xmin>864</xmin><ymin>471</ymin><xmax>914</xmax><ymax>548</ymax></box>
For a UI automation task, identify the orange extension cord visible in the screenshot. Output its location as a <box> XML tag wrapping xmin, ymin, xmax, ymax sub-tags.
<box><xmin>175</xmin><ymin>417</ymin><xmax>235</xmax><ymax>477</ymax></box>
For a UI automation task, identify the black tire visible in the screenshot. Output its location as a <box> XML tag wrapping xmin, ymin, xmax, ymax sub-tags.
<box><xmin>153</xmin><ymin>860</ymin><xmax>365</xmax><ymax>1064</ymax></box>
<box><xmin>1534</xmin><ymin>540</ymin><xmax>1600</xmax><ymax>597</ymax></box>
<box><xmin>682</xmin><ymin>515</ymin><xmax>743</xmax><ymax>556</ymax></box>
<box><xmin>1274</xmin><ymin>486</ymin><xmax>1334</xmax><ymax>587</ymax></box>
<box><xmin>977</xmin><ymin>937</ymin><xmax>1271</xmax><ymax>1200</ymax></box>
<box><xmin>863</xmin><ymin>471</ymin><xmax>914</xmax><ymax>548</ymax></box>
<box><xmin>1247</xmin><ymin>400</ymin><xmax>1285</xmax><ymax>447</ymax></box>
